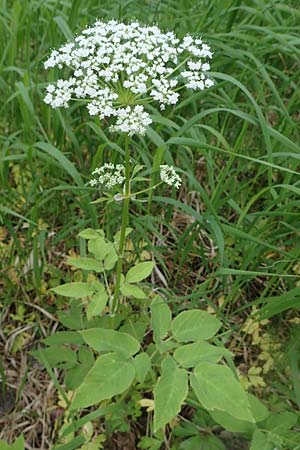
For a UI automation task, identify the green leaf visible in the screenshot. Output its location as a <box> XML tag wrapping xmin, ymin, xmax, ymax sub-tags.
<box><xmin>0</xmin><ymin>435</ymin><xmax>25</xmax><ymax>450</ymax></box>
<box><xmin>32</xmin><ymin>346</ymin><xmax>77</xmax><ymax>369</ymax></box>
<box><xmin>66</xmin><ymin>257</ymin><xmax>104</xmax><ymax>272</ymax></box>
<box><xmin>120</xmin><ymin>282</ymin><xmax>146</xmax><ymax>299</ymax></box>
<box><xmin>126</xmin><ymin>261</ymin><xmax>155</xmax><ymax>283</ymax></box>
<box><xmin>190</xmin><ymin>362</ymin><xmax>254</xmax><ymax>423</ymax></box>
<box><xmin>171</xmin><ymin>310</ymin><xmax>221</xmax><ymax>342</ymax></box>
<box><xmin>132</xmin><ymin>352</ymin><xmax>151</xmax><ymax>384</ymax></box>
<box><xmin>174</xmin><ymin>342</ymin><xmax>231</xmax><ymax>368</ymax></box>
<box><xmin>52</xmin><ymin>282</ymin><xmax>94</xmax><ymax>298</ymax></box>
<box><xmin>150</xmin><ymin>295</ymin><xmax>172</xmax><ymax>342</ymax></box>
<box><xmin>154</xmin><ymin>355</ymin><xmax>188</xmax><ymax>432</ymax></box>
<box><xmin>80</xmin><ymin>328</ymin><xmax>140</xmax><ymax>357</ymax></box>
<box><xmin>250</xmin><ymin>430</ymin><xmax>274</xmax><ymax>450</ymax></box>
<box><xmin>43</xmin><ymin>331</ymin><xmax>84</xmax><ymax>346</ymax></box>
<box><xmin>120</xmin><ymin>319</ymin><xmax>148</xmax><ymax>342</ymax></box>
<box><xmin>266</xmin><ymin>411</ymin><xmax>297</xmax><ymax>433</ymax></box>
<box><xmin>210</xmin><ymin>393</ymin><xmax>269</xmax><ymax>433</ymax></box>
<box><xmin>78</xmin><ymin>229</ymin><xmax>102</xmax><ymax>240</ymax></box>
<box><xmin>88</xmin><ymin>237</ymin><xmax>112</xmax><ymax>260</ymax></box>
<box><xmin>179</xmin><ymin>435</ymin><xmax>226</xmax><ymax>450</ymax></box>
<box><xmin>58</xmin><ymin>299</ymin><xmax>84</xmax><ymax>330</ymax></box>
<box><xmin>86</xmin><ymin>291</ymin><xmax>108</xmax><ymax>321</ymax></box>
<box><xmin>70</xmin><ymin>353</ymin><xmax>135</xmax><ymax>410</ymax></box>
<box><xmin>65</xmin><ymin>347</ymin><xmax>95</xmax><ymax>390</ymax></box>
<box><xmin>104</xmin><ymin>246</ymin><xmax>118</xmax><ymax>270</ymax></box>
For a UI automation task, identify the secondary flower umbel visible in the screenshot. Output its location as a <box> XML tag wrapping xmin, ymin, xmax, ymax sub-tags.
<box><xmin>160</xmin><ymin>165</ymin><xmax>181</xmax><ymax>189</ymax></box>
<box><xmin>44</xmin><ymin>20</ymin><xmax>214</xmax><ymax>135</ymax></box>
<box><xmin>89</xmin><ymin>163</ymin><xmax>125</xmax><ymax>190</ymax></box>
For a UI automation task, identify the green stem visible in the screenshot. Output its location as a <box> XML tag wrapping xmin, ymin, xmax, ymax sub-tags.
<box><xmin>111</xmin><ymin>134</ymin><xmax>131</xmax><ymax>314</ymax></box>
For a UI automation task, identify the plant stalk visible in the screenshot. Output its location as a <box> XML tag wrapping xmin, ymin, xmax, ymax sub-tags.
<box><xmin>111</xmin><ymin>134</ymin><xmax>131</xmax><ymax>314</ymax></box>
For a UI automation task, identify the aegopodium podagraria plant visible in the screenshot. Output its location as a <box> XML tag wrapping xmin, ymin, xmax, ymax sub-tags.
<box><xmin>44</xmin><ymin>19</ymin><xmax>213</xmax><ymax>313</ymax></box>
<box><xmin>41</xmin><ymin>19</ymin><xmax>269</xmax><ymax>450</ymax></box>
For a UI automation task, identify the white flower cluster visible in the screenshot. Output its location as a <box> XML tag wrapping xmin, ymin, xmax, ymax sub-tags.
<box><xmin>44</xmin><ymin>20</ymin><xmax>213</xmax><ymax>135</ymax></box>
<box><xmin>160</xmin><ymin>165</ymin><xmax>181</xmax><ymax>189</ymax></box>
<box><xmin>89</xmin><ymin>163</ymin><xmax>125</xmax><ymax>190</ymax></box>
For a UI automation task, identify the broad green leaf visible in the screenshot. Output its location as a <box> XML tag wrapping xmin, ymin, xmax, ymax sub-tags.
<box><xmin>150</xmin><ymin>295</ymin><xmax>172</xmax><ymax>342</ymax></box>
<box><xmin>65</xmin><ymin>347</ymin><xmax>95</xmax><ymax>390</ymax></box>
<box><xmin>43</xmin><ymin>331</ymin><xmax>84</xmax><ymax>346</ymax></box>
<box><xmin>104</xmin><ymin>246</ymin><xmax>118</xmax><ymax>270</ymax></box>
<box><xmin>132</xmin><ymin>352</ymin><xmax>151</xmax><ymax>384</ymax></box>
<box><xmin>86</xmin><ymin>291</ymin><xmax>108</xmax><ymax>321</ymax></box>
<box><xmin>174</xmin><ymin>342</ymin><xmax>231</xmax><ymax>368</ymax></box>
<box><xmin>58</xmin><ymin>299</ymin><xmax>84</xmax><ymax>330</ymax></box>
<box><xmin>154</xmin><ymin>355</ymin><xmax>188</xmax><ymax>432</ymax></box>
<box><xmin>80</xmin><ymin>328</ymin><xmax>140</xmax><ymax>357</ymax></box>
<box><xmin>120</xmin><ymin>319</ymin><xmax>148</xmax><ymax>342</ymax></box>
<box><xmin>250</xmin><ymin>430</ymin><xmax>274</xmax><ymax>450</ymax></box>
<box><xmin>0</xmin><ymin>435</ymin><xmax>25</xmax><ymax>450</ymax></box>
<box><xmin>32</xmin><ymin>346</ymin><xmax>77</xmax><ymax>369</ymax></box>
<box><xmin>179</xmin><ymin>435</ymin><xmax>226</xmax><ymax>450</ymax></box>
<box><xmin>126</xmin><ymin>261</ymin><xmax>155</xmax><ymax>283</ymax></box>
<box><xmin>210</xmin><ymin>393</ymin><xmax>269</xmax><ymax>433</ymax></box>
<box><xmin>190</xmin><ymin>362</ymin><xmax>254</xmax><ymax>423</ymax></box>
<box><xmin>78</xmin><ymin>229</ymin><xmax>102</xmax><ymax>240</ymax></box>
<box><xmin>120</xmin><ymin>282</ymin><xmax>146</xmax><ymax>299</ymax></box>
<box><xmin>88</xmin><ymin>237</ymin><xmax>112</xmax><ymax>260</ymax></box>
<box><xmin>66</xmin><ymin>257</ymin><xmax>104</xmax><ymax>272</ymax></box>
<box><xmin>266</xmin><ymin>411</ymin><xmax>297</xmax><ymax>433</ymax></box>
<box><xmin>71</xmin><ymin>353</ymin><xmax>135</xmax><ymax>410</ymax></box>
<box><xmin>52</xmin><ymin>282</ymin><xmax>94</xmax><ymax>298</ymax></box>
<box><xmin>171</xmin><ymin>310</ymin><xmax>221</xmax><ymax>342</ymax></box>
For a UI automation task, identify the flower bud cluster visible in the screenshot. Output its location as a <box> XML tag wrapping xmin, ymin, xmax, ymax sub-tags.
<box><xmin>89</xmin><ymin>163</ymin><xmax>125</xmax><ymax>190</ymax></box>
<box><xmin>160</xmin><ymin>165</ymin><xmax>181</xmax><ymax>189</ymax></box>
<box><xmin>44</xmin><ymin>20</ymin><xmax>213</xmax><ymax>135</ymax></box>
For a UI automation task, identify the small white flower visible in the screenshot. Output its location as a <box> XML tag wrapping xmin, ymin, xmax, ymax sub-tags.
<box><xmin>89</xmin><ymin>163</ymin><xmax>125</xmax><ymax>190</ymax></box>
<box><xmin>44</xmin><ymin>20</ymin><xmax>214</xmax><ymax>135</ymax></box>
<box><xmin>160</xmin><ymin>165</ymin><xmax>181</xmax><ymax>189</ymax></box>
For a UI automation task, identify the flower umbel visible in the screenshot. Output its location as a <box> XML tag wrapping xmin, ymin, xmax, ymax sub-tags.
<box><xmin>160</xmin><ymin>165</ymin><xmax>181</xmax><ymax>189</ymax></box>
<box><xmin>89</xmin><ymin>163</ymin><xmax>125</xmax><ymax>190</ymax></box>
<box><xmin>44</xmin><ymin>20</ymin><xmax>214</xmax><ymax>135</ymax></box>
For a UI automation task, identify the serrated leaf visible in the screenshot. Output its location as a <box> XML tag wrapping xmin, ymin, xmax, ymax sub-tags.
<box><xmin>154</xmin><ymin>355</ymin><xmax>188</xmax><ymax>432</ymax></box>
<box><xmin>88</xmin><ymin>237</ymin><xmax>112</xmax><ymax>260</ymax></box>
<box><xmin>171</xmin><ymin>310</ymin><xmax>221</xmax><ymax>342</ymax></box>
<box><xmin>86</xmin><ymin>291</ymin><xmax>108</xmax><ymax>321</ymax></box>
<box><xmin>66</xmin><ymin>257</ymin><xmax>104</xmax><ymax>272</ymax></box>
<box><xmin>190</xmin><ymin>362</ymin><xmax>254</xmax><ymax>423</ymax></box>
<box><xmin>132</xmin><ymin>353</ymin><xmax>151</xmax><ymax>384</ymax></box>
<box><xmin>52</xmin><ymin>282</ymin><xmax>94</xmax><ymax>298</ymax></box>
<box><xmin>126</xmin><ymin>261</ymin><xmax>154</xmax><ymax>283</ymax></box>
<box><xmin>120</xmin><ymin>282</ymin><xmax>146</xmax><ymax>299</ymax></box>
<box><xmin>80</xmin><ymin>328</ymin><xmax>140</xmax><ymax>357</ymax></box>
<box><xmin>70</xmin><ymin>353</ymin><xmax>135</xmax><ymax>410</ymax></box>
<box><xmin>174</xmin><ymin>342</ymin><xmax>231</xmax><ymax>368</ymax></box>
<box><xmin>150</xmin><ymin>295</ymin><xmax>172</xmax><ymax>342</ymax></box>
